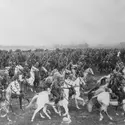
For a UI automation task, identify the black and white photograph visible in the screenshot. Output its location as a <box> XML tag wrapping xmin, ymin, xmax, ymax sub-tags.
<box><xmin>0</xmin><ymin>0</ymin><xmax>125</xmax><ymax>125</ymax></box>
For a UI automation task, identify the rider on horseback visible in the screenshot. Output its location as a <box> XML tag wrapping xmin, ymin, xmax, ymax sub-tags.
<box><xmin>50</xmin><ymin>68</ymin><xmax>64</xmax><ymax>104</ymax></box>
<box><xmin>113</xmin><ymin>50</ymin><xmax>124</xmax><ymax>75</ymax></box>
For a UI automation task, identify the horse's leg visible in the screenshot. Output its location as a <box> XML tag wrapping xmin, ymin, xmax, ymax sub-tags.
<box><xmin>115</xmin><ymin>106</ymin><xmax>119</xmax><ymax>116</ymax></box>
<box><xmin>40</xmin><ymin>112</ymin><xmax>45</xmax><ymax>118</ymax></box>
<box><xmin>75</xmin><ymin>96</ymin><xmax>86</xmax><ymax>106</ymax></box>
<box><xmin>99</xmin><ymin>111</ymin><xmax>104</xmax><ymax>121</ymax></box>
<box><xmin>105</xmin><ymin>109</ymin><xmax>113</xmax><ymax>120</ymax></box>
<box><xmin>57</xmin><ymin>106</ymin><xmax>61</xmax><ymax>116</ymax></box>
<box><xmin>31</xmin><ymin>107</ymin><xmax>42</xmax><ymax>122</ymax></box>
<box><xmin>62</xmin><ymin>103</ymin><xmax>70</xmax><ymax>119</ymax></box>
<box><xmin>122</xmin><ymin>103</ymin><xmax>125</xmax><ymax>121</ymax></box>
<box><xmin>6</xmin><ymin>107</ymin><xmax>11</xmax><ymax>122</ymax></box>
<box><xmin>52</xmin><ymin>105</ymin><xmax>61</xmax><ymax>115</ymax></box>
<box><xmin>43</xmin><ymin>105</ymin><xmax>51</xmax><ymax>119</ymax></box>
<box><xmin>9</xmin><ymin>104</ymin><xmax>14</xmax><ymax>113</ymax></box>
<box><xmin>19</xmin><ymin>96</ymin><xmax>23</xmax><ymax>109</ymax></box>
<box><xmin>47</xmin><ymin>108</ymin><xmax>51</xmax><ymax>115</ymax></box>
<box><xmin>75</xmin><ymin>98</ymin><xmax>80</xmax><ymax>109</ymax></box>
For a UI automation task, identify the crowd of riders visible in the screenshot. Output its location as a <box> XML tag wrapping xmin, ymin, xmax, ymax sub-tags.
<box><xmin>0</xmin><ymin>48</ymin><xmax>125</xmax><ymax>104</ymax></box>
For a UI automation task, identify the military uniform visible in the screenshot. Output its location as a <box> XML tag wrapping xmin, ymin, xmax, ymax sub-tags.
<box><xmin>51</xmin><ymin>71</ymin><xmax>64</xmax><ymax>104</ymax></box>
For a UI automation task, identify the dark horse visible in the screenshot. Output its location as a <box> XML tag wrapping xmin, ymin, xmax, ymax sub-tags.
<box><xmin>108</xmin><ymin>73</ymin><xmax>125</xmax><ymax>115</ymax></box>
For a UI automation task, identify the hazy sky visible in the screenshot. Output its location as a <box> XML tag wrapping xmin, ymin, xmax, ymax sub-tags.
<box><xmin>0</xmin><ymin>0</ymin><xmax>125</xmax><ymax>46</ymax></box>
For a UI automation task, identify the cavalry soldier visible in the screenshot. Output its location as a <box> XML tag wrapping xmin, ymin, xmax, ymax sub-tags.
<box><xmin>33</xmin><ymin>62</ymin><xmax>40</xmax><ymax>90</ymax></box>
<box><xmin>50</xmin><ymin>68</ymin><xmax>64</xmax><ymax>104</ymax></box>
<box><xmin>116</xmin><ymin>60</ymin><xmax>124</xmax><ymax>74</ymax></box>
<box><xmin>67</xmin><ymin>60</ymin><xmax>73</xmax><ymax>71</ymax></box>
<box><xmin>117</xmin><ymin>51</ymin><xmax>121</xmax><ymax>61</ymax></box>
<box><xmin>115</xmin><ymin>50</ymin><xmax>124</xmax><ymax>74</ymax></box>
<box><xmin>67</xmin><ymin>61</ymin><xmax>77</xmax><ymax>78</ymax></box>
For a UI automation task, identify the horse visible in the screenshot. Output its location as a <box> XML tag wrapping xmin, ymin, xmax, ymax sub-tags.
<box><xmin>83</xmin><ymin>67</ymin><xmax>94</xmax><ymax>82</ymax></box>
<box><xmin>87</xmin><ymin>82</ymin><xmax>113</xmax><ymax>121</ymax></box>
<box><xmin>25</xmin><ymin>78</ymin><xmax>72</xmax><ymax>122</ymax></box>
<box><xmin>65</xmin><ymin>77</ymin><xmax>86</xmax><ymax>109</ymax></box>
<box><xmin>25</xmin><ymin>66</ymin><xmax>39</xmax><ymax>92</ymax></box>
<box><xmin>107</xmin><ymin>73</ymin><xmax>125</xmax><ymax>117</ymax></box>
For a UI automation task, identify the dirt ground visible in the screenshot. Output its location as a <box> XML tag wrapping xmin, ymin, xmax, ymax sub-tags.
<box><xmin>0</xmin><ymin>75</ymin><xmax>125</xmax><ymax>125</ymax></box>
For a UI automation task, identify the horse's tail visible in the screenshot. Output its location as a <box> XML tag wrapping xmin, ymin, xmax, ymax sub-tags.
<box><xmin>25</xmin><ymin>94</ymin><xmax>38</xmax><ymax>109</ymax></box>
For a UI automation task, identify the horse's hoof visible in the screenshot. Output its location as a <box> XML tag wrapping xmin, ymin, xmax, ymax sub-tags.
<box><xmin>48</xmin><ymin>117</ymin><xmax>51</xmax><ymax>120</ymax></box>
<box><xmin>59</xmin><ymin>113</ymin><xmax>61</xmax><ymax>116</ymax></box>
<box><xmin>83</xmin><ymin>102</ymin><xmax>86</xmax><ymax>106</ymax></box>
<box><xmin>31</xmin><ymin>119</ymin><xmax>33</xmax><ymax>122</ymax></box>
<box><xmin>116</xmin><ymin>113</ymin><xmax>119</xmax><ymax>116</ymax></box>
<box><xmin>99</xmin><ymin>118</ymin><xmax>103</xmax><ymax>121</ymax></box>
<box><xmin>76</xmin><ymin>107</ymin><xmax>80</xmax><ymax>109</ymax></box>
<box><xmin>110</xmin><ymin>117</ymin><xmax>113</xmax><ymax>121</ymax></box>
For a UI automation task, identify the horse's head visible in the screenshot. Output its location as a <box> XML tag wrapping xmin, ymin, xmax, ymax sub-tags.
<box><xmin>88</xmin><ymin>68</ymin><xmax>94</xmax><ymax>75</ymax></box>
<box><xmin>31</xmin><ymin>66</ymin><xmax>39</xmax><ymax>72</ymax></box>
<box><xmin>15</xmin><ymin>65</ymin><xmax>24</xmax><ymax>75</ymax></box>
<box><xmin>79</xmin><ymin>77</ymin><xmax>86</xmax><ymax>86</ymax></box>
<box><xmin>85</xmin><ymin>68</ymin><xmax>94</xmax><ymax>75</ymax></box>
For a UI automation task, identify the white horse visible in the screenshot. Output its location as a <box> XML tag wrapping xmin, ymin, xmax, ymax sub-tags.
<box><xmin>25</xmin><ymin>66</ymin><xmax>39</xmax><ymax>91</ymax></box>
<box><xmin>87</xmin><ymin>86</ymin><xmax>114</xmax><ymax>121</ymax></box>
<box><xmin>71</xmin><ymin>77</ymin><xmax>87</xmax><ymax>109</ymax></box>
<box><xmin>25</xmin><ymin>80</ymin><xmax>71</xmax><ymax>122</ymax></box>
<box><xmin>83</xmin><ymin>68</ymin><xmax>94</xmax><ymax>82</ymax></box>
